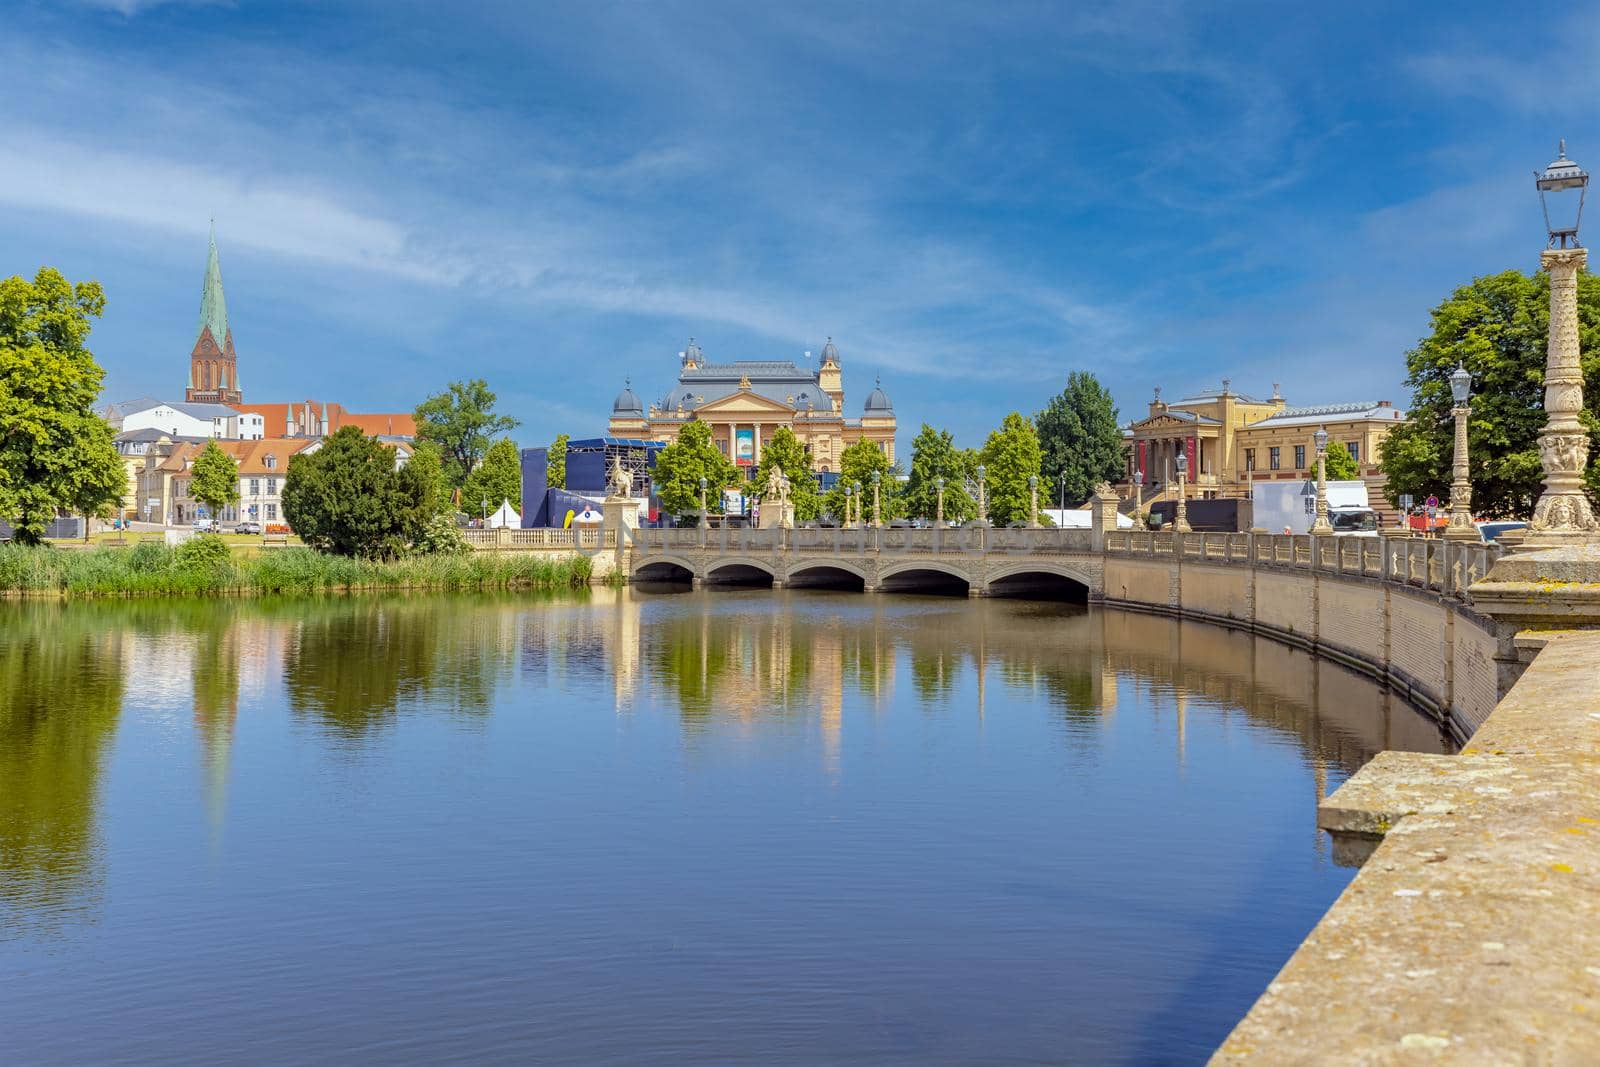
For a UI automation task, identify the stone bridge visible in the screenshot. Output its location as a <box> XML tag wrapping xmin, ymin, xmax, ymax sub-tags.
<box><xmin>628</xmin><ymin>525</ymin><xmax>1104</xmax><ymax>598</ymax></box>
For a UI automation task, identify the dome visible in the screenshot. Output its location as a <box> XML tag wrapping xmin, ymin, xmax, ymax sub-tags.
<box><xmin>863</xmin><ymin>374</ymin><xmax>892</xmax><ymax>413</ymax></box>
<box><xmin>820</xmin><ymin>337</ymin><xmax>840</xmax><ymax>366</ymax></box>
<box><xmin>612</xmin><ymin>378</ymin><xmax>644</xmax><ymax>416</ymax></box>
<box><xmin>681</xmin><ymin>337</ymin><xmax>704</xmax><ymax>367</ymax></box>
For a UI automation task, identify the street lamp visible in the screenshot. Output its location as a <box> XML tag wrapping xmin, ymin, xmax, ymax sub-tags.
<box><xmin>1531</xmin><ymin>141</ymin><xmax>1599</xmax><ymax>535</ymax></box>
<box><xmin>854</xmin><ymin>481</ymin><xmax>863</xmax><ymax>527</ymax></box>
<box><xmin>698</xmin><ymin>476</ymin><xmax>708</xmax><ymax>526</ymax></box>
<box><xmin>1444</xmin><ymin>362</ymin><xmax>1478</xmax><ymax>540</ymax></box>
<box><xmin>1309</xmin><ymin>427</ymin><xmax>1334</xmax><ymax>535</ymax></box>
<box><xmin>1174</xmin><ymin>450</ymin><xmax>1192</xmax><ymax>533</ymax></box>
<box><xmin>1028</xmin><ymin>474</ymin><xmax>1039</xmax><ymax>528</ymax></box>
<box><xmin>975</xmin><ymin>464</ymin><xmax>987</xmax><ymax>525</ymax></box>
<box><xmin>481</xmin><ymin>497</ymin><xmax>488</xmax><ymax>527</ymax></box>
<box><xmin>934</xmin><ymin>476</ymin><xmax>946</xmax><ymax>527</ymax></box>
<box><xmin>843</xmin><ymin>483</ymin><xmax>854</xmax><ymax>528</ymax></box>
<box><xmin>1133</xmin><ymin>469</ymin><xmax>1145</xmax><ymax>529</ymax></box>
<box><xmin>871</xmin><ymin>469</ymin><xmax>882</xmax><ymax>528</ymax></box>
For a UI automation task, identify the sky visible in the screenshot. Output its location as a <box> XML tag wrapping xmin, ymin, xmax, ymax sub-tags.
<box><xmin>2</xmin><ymin>0</ymin><xmax>1594</xmax><ymax>448</ymax></box>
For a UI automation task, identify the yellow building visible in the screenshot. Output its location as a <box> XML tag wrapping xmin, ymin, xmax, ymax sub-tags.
<box><xmin>1122</xmin><ymin>381</ymin><xmax>1405</xmax><ymax>512</ymax></box>
<box><xmin>607</xmin><ymin>338</ymin><xmax>895</xmax><ymax>474</ymax></box>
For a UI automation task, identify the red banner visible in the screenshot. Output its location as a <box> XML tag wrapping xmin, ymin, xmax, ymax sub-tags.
<box><xmin>1136</xmin><ymin>440</ymin><xmax>1147</xmax><ymax>477</ymax></box>
<box><xmin>1185</xmin><ymin>436</ymin><xmax>1197</xmax><ymax>476</ymax></box>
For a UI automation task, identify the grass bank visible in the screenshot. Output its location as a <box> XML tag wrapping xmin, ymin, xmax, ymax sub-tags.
<box><xmin>0</xmin><ymin>543</ymin><xmax>593</xmax><ymax>598</ymax></box>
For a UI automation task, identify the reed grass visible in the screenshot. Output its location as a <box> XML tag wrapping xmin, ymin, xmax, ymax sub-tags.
<box><xmin>0</xmin><ymin>543</ymin><xmax>593</xmax><ymax>598</ymax></box>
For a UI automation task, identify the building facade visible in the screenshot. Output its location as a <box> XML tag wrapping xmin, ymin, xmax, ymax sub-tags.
<box><xmin>1122</xmin><ymin>381</ymin><xmax>1405</xmax><ymax>510</ymax></box>
<box><xmin>607</xmin><ymin>339</ymin><xmax>895</xmax><ymax>474</ymax></box>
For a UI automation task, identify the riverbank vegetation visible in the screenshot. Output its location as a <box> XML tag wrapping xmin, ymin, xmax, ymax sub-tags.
<box><xmin>0</xmin><ymin>540</ymin><xmax>592</xmax><ymax>598</ymax></box>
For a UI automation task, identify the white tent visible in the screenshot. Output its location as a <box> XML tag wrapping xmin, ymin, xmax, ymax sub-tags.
<box><xmin>572</xmin><ymin>505</ymin><xmax>604</xmax><ymax>525</ymax></box>
<box><xmin>1040</xmin><ymin>508</ymin><xmax>1135</xmax><ymax>529</ymax></box>
<box><xmin>486</xmin><ymin>499</ymin><xmax>521</xmax><ymax>528</ymax></box>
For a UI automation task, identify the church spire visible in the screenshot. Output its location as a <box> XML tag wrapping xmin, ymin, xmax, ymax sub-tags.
<box><xmin>198</xmin><ymin>221</ymin><xmax>230</xmax><ymax>351</ymax></box>
<box><xmin>186</xmin><ymin>223</ymin><xmax>242</xmax><ymax>404</ymax></box>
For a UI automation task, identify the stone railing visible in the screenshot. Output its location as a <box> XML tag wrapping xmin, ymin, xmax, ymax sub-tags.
<box><xmin>464</xmin><ymin>527</ymin><xmax>613</xmax><ymax>551</ymax></box>
<box><xmin>1104</xmin><ymin>530</ymin><xmax>1500</xmax><ymax>600</ymax></box>
<box><xmin>631</xmin><ymin>524</ymin><xmax>1096</xmax><ymax>556</ymax></box>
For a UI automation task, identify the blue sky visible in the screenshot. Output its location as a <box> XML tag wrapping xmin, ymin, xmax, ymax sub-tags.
<box><xmin>1</xmin><ymin>1</ymin><xmax>1591</xmax><ymax>448</ymax></box>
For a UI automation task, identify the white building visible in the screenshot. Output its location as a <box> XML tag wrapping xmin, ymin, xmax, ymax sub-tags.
<box><xmin>106</xmin><ymin>398</ymin><xmax>265</xmax><ymax>440</ymax></box>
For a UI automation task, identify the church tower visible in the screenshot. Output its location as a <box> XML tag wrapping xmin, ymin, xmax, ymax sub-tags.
<box><xmin>185</xmin><ymin>226</ymin><xmax>242</xmax><ymax>404</ymax></box>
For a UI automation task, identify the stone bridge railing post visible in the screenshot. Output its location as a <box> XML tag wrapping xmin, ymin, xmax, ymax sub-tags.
<box><xmin>1089</xmin><ymin>481</ymin><xmax>1119</xmax><ymax>552</ymax></box>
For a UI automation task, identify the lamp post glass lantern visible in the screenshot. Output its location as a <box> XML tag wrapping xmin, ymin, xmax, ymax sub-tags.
<box><xmin>1173</xmin><ymin>451</ymin><xmax>1191</xmax><ymax>533</ymax></box>
<box><xmin>1445</xmin><ymin>362</ymin><xmax>1478</xmax><ymax>539</ymax></box>
<box><xmin>1537</xmin><ymin>140</ymin><xmax>1589</xmax><ymax>249</ymax></box>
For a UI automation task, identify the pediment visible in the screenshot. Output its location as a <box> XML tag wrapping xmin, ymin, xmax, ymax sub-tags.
<box><xmin>692</xmin><ymin>391</ymin><xmax>796</xmax><ymax>416</ymax></box>
<box><xmin>1131</xmin><ymin>414</ymin><xmax>1193</xmax><ymax>431</ymax></box>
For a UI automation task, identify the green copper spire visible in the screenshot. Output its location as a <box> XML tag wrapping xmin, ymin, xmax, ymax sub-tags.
<box><xmin>198</xmin><ymin>222</ymin><xmax>230</xmax><ymax>350</ymax></box>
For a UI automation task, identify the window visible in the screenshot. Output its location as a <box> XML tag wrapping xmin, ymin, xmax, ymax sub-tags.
<box><xmin>249</xmin><ymin>478</ymin><xmax>260</xmax><ymax>496</ymax></box>
<box><xmin>1346</xmin><ymin>441</ymin><xmax>1360</xmax><ymax>463</ymax></box>
<box><xmin>266</xmin><ymin>503</ymin><xmax>277</xmax><ymax>520</ymax></box>
<box><xmin>265</xmin><ymin>454</ymin><xmax>277</xmax><ymax>470</ymax></box>
<box><xmin>267</xmin><ymin>477</ymin><xmax>277</xmax><ymax>496</ymax></box>
<box><xmin>1294</xmin><ymin>444</ymin><xmax>1306</xmax><ymax>469</ymax></box>
<box><xmin>1244</xmin><ymin>448</ymin><xmax>1255</xmax><ymax>472</ymax></box>
<box><xmin>1268</xmin><ymin>447</ymin><xmax>1281</xmax><ymax>471</ymax></box>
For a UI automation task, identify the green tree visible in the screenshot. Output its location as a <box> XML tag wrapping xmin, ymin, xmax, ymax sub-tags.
<box><xmin>752</xmin><ymin>426</ymin><xmax>821</xmax><ymax>521</ymax></box>
<box><xmin>413</xmin><ymin>379</ymin><xmax>521</xmax><ymax>489</ymax></box>
<box><xmin>463</xmin><ymin>438</ymin><xmax>522</xmax><ymax>515</ymax></box>
<box><xmin>902</xmin><ymin>424</ymin><xmax>978</xmax><ymax>523</ymax></box>
<box><xmin>979</xmin><ymin>412</ymin><xmax>1043</xmax><ymax>525</ymax></box>
<box><xmin>652</xmin><ymin>420</ymin><xmax>739</xmax><ymax>519</ymax></box>
<box><xmin>281</xmin><ymin>426</ymin><xmax>439</xmax><ymax>558</ymax></box>
<box><xmin>1036</xmin><ymin>371</ymin><xmax>1125</xmax><ymax>508</ymax></box>
<box><xmin>0</xmin><ymin>268</ymin><xmax>126</xmax><ymax>544</ymax></box>
<box><xmin>1320</xmin><ymin>439</ymin><xmax>1360</xmax><ymax>481</ymax></box>
<box><xmin>547</xmin><ymin>433</ymin><xmax>569</xmax><ymax>488</ymax></box>
<box><xmin>1381</xmin><ymin>268</ymin><xmax>1600</xmax><ymax>517</ymax></box>
<box><xmin>62</xmin><ymin>419</ymin><xmax>129</xmax><ymax>540</ymax></box>
<box><xmin>823</xmin><ymin>439</ymin><xmax>901</xmax><ymax>522</ymax></box>
<box><xmin>189</xmin><ymin>440</ymin><xmax>241</xmax><ymax>520</ymax></box>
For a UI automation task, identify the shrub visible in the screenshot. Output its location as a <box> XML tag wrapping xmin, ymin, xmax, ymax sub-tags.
<box><xmin>176</xmin><ymin>534</ymin><xmax>232</xmax><ymax>571</ymax></box>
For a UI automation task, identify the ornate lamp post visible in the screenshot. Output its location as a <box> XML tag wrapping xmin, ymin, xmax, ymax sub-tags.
<box><xmin>1444</xmin><ymin>362</ymin><xmax>1479</xmax><ymax>540</ymax></box>
<box><xmin>698</xmin><ymin>476</ymin><xmax>709</xmax><ymax>526</ymax></box>
<box><xmin>1133</xmin><ymin>469</ymin><xmax>1145</xmax><ymax>529</ymax></box>
<box><xmin>871</xmin><ymin>469</ymin><xmax>883</xmax><ymax>528</ymax></box>
<box><xmin>854</xmin><ymin>481</ymin><xmax>863</xmax><ymax>527</ymax></box>
<box><xmin>934</xmin><ymin>476</ymin><xmax>946</xmax><ymax>527</ymax></box>
<box><xmin>975</xmin><ymin>464</ymin><xmax>988</xmax><ymax>525</ymax></box>
<box><xmin>1309</xmin><ymin>427</ymin><xmax>1334</xmax><ymax>534</ymax></box>
<box><xmin>1174</xmin><ymin>451</ymin><xmax>1192</xmax><ymax>533</ymax></box>
<box><xmin>1531</xmin><ymin>141</ymin><xmax>1598</xmax><ymax>536</ymax></box>
<box><xmin>843</xmin><ymin>483</ymin><xmax>854</xmax><ymax>528</ymax></box>
<box><xmin>1028</xmin><ymin>474</ymin><xmax>1039</xmax><ymax>528</ymax></box>
<box><xmin>481</xmin><ymin>496</ymin><xmax>489</xmax><ymax>527</ymax></box>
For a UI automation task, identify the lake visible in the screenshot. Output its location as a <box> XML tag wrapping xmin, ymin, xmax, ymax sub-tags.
<box><xmin>0</xmin><ymin>589</ymin><xmax>1449</xmax><ymax>1064</ymax></box>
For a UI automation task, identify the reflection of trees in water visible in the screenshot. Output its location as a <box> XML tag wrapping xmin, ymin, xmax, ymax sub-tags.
<box><xmin>0</xmin><ymin>604</ymin><xmax>125</xmax><ymax>934</ymax></box>
<box><xmin>645</xmin><ymin>607</ymin><xmax>819</xmax><ymax>730</ymax></box>
<box><xmin>285</xmin><ymin>597</ymin><xmax>516</xmax><ymax>740</ymax></box>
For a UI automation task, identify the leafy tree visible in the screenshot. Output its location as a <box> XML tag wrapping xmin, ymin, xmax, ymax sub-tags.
<box><xmin>190</xmin><ymin>440</ymin><xmax>241</xmax><ymax>519</ymax></box>
<box><xmin>281</xmin><ymin>426</ymin><xmax>440</xmax><ymax>558</ymax></box>
<box><xmin>413</xmin><ymin>379</ymin><xmax>520</xmax><ymax>488</ymax></box>
<box><xmin>1381</xmin><ymin>268</ymin><xmax>1600</xmax><ymax>518</ymax></box>
<box><xmin>979</xmin><ymin>412</ymin><xmax>1043</xmax><ymax>525</ymax></box>
<box><xmin>823</xmin><ymin>439</ymin><xmax>901</xmax><ymax>522</ymax></box>
<box><xmin>547</xmin><ymin>433</ymin><xmax>569</xmax><ymax>488</ymax></box>
<box><xmin>1036</xmin><ymin>371</ymin><xmax>1125</xmax><ymax>508</ymax></box>
<box><xmin>463</xmin><ymin>437</ymin><xmax>522</xmax><ymax>515</ymax></box>
<box><xmin>1320</xmin><ymin>439</ymin><xmax>1359</xmax><ymax>481</ymax></box>
<box><xmin>652</xmin><ymin>420</ymin><xmax>739</xmax><ymax>519</ymax></box>
<box><xmin>902</xmin><ymin>423</ymin><xmax>978</xmax><ymax>522</ymax></box>
<box><xmin>0</xmin><ymin>268</ymin><xmax>126</xmax><ymax>544</ymax></box>
<box><xmin>752</xmin><ymin>426</ymin><xmax>821</xmax><ymax>521</ymax></box>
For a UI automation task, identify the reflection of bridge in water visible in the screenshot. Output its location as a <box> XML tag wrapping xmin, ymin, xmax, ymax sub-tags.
<box><xmin>630</xmin><ymin>526</ymin><xmax>1104</xmax><ymax>599</ymax></box>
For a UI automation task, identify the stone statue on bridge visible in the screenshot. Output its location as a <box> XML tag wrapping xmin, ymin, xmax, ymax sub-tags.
<box><xmin>764</xmin><ymin>464</ymin><xmax>791</xmax><ymax>505</ymax></box>
<box><xmin>609</xmin><ymin>456</ymin><xmax>632</xmax><ymax>499</ymax></box>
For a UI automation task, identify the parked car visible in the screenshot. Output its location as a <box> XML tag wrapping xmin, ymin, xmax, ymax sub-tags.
<box><xmin>1476</xmin><ymin>520</ymin><xmax>1528</xmax><ymax>544</ymax></box>
<box><xmin>234</xmin><ymin>520</ymin><xmax>261</xmax><ymax>535</ymax></box>
<box><xmin>192</xmin><ymin>518</ymin><xmax>217</xmax><ymax>533</ymax></box>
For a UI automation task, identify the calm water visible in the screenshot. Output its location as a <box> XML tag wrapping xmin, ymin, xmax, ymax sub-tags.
<box><xmin>0</xmin><ymin>589</ymin><xmax>1449</xmax><ymax>1065</ymax></box>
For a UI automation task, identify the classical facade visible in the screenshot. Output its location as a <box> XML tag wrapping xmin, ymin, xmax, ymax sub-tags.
<box><xmin>1122</xmin><ymin>381</ymin><xmax>1406</xmax><ymax>507</ymax></box>
<box><xmin>607</xmin><ymin>338</ymin><xmax>895</xmax><ymax>475</ymax></box>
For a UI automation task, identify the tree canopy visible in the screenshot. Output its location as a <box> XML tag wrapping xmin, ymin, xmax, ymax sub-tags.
<box><xmin>823</xmin><ymin>440</ymin><xmax>900</xmax><ymax>522</ymax></box>
<box><xmin>651</xmin><ymin>420</ymin><xmax>739</xmax><ymax>519</ymax></box>
<box><xmin>979</xmin><ymin>412</ymin><xmax>1043</xmax><ymax>525</ymax></box>
<box><xmin>752</xmin><ymin>426</ymin><xmax>821</xmax><ymax>521</ymax></box>
<box><xmin>0</xmin><ymin>268</ymin><xmax>126</xmax><ymax>544</ymax></box>
<box><xmin>547</xmin><ymin>433</ymin><xmax>569</xmax><ymax>489</ymax></box>
<box><xmin>190</xmin><ymin>440</ymin><xmax>241</xmax><ymax>518</ymax></box>
<box><xmin>281</xmin><ymin>426</ymin><xmax>444</xmax><ymax>557</ymax></box>
<box><xmin>1380</xmin><ymin>268</ymin><xmax>1600</xmax><ymax>518</ymax></box>
<box><xmin>1035</xmin><ymin>371</ymin><xmax>1124</xmax><ymax>508</ymax></box>
<box><xmin>902</xmin><ymin>423</ymin><xmax>978</xmax><ymax>523</ymax></box>
<box><xmin>463</xmin><ymin>438</ymin><xmax>522</xmax><ymax>515</ymax></box>
<box><xmin>1321</xmin><ymin>439</ymin><xmax>1359</xmax><ymax>481</ymax></box>
<box><xmin>413</xmin><ymin>379</ymin><xmax>520</xmax><ymax>488</ymax></box>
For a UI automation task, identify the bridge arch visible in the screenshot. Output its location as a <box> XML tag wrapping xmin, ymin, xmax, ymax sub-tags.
<box><xmin>787</xmin><ymin>559</ymin><xmax>870</xmax><ymax>591</ymax></box>
<box><xmin>631</xmin><ymin>554</ymin><xmax>699</xmax><ymax>583</ymax></box>
<box><xmin>703</xmin><ymin>557</ymin><xmax>777</xmax><ymax>587</ymax></box>
<box><xmin>985</xmin><ymin>560</ymin><xmax>1097</xmax><ymax>601</ymax></box>
<box><xmin>877</xmin><ymin>560</ymin><xmax>972</xmax><ymax>596</ymax></box>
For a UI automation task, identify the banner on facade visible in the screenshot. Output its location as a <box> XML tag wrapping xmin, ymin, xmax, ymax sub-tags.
<box><xmin>1185</xmin><ymin>436</ymin><xmax>1197</xmax><ymax>477</ymax></box>
<box><xmin>734</xmin><ymin>428</ymin><xmax>755</xmax><ymax>466</ymax></box>
<box><xmin>1136</xmin><ymin>440</ymin><xmax>1147</xmax><ymax>477</ymax></box>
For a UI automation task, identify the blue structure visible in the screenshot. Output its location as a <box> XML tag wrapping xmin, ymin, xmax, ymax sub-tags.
<box><xmin>520</xmin><ymin>437</ymin><xmax>666</xmax><ymax>528</ymax></box>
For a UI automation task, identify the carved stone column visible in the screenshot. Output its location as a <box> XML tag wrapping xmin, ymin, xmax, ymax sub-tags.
<box><xmin>1444</xmin><ymin>403</ymin><xmax>1478</xmax><ymax>540</ymax></box>
<box><xmin>1530</xmin><ymin>247</ymin><xmax>1597</xmax><ymax>537</ymax></box>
